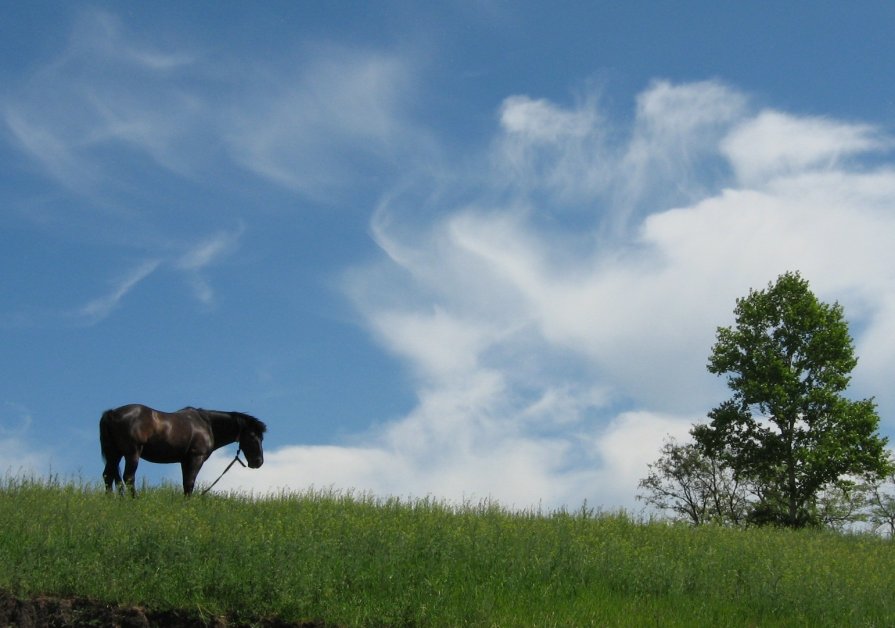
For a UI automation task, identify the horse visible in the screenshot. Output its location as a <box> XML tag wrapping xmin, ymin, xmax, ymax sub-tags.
<box><xmin>99</xmin><ymin>404</ymin><xmax>266</xmax><ymax>496</ymax></box>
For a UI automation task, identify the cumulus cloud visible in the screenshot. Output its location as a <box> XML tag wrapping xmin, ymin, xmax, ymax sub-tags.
<box><xmin>211</xmin><ymin>78</ymin><xmax>895</xmax><ymax>511</ymax></box>
<box><xmin>13</xmin><ymin>19</ymin><xmax>890</xmax><ymax>510</ymax></box>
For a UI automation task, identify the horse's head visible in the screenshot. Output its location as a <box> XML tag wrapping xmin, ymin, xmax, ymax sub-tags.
<box><xmin>237</xmin><ymin>415</ymin><xmax>267</xmax><ymax>469</ymax></box>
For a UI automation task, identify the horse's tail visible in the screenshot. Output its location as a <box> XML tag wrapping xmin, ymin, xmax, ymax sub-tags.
<box><xmin>99</xmin><ymin>409</ymin><xmax>117</xmax><ymax>464</ymax></box>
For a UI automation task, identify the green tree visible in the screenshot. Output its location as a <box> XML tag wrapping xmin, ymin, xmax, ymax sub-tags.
<box><xmin>867</xmin><ymin>456</ymin><xmax>895</xmax><ymax>537</ymax></box>
<box><xmin>693</xmin><ymin>271</ymin><xmax>889</xmax><ymax>528</ymax></box>
<box><xmin>637</xmin><ymin>436</ymin><xmax>750</xmax><ymax>526</ymax></box>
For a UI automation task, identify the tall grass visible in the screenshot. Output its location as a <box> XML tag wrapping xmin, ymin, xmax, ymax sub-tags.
<box><xmin>0</xmin><ymin>476</ymin><xmax>892</xmax><ymax>626</ymax></box>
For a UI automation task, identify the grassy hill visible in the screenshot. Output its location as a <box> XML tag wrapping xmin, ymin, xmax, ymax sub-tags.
<box><xmin>0</xmin><ymin>477</ymin><xmax>892</xmax><ymax>626</ymax></box>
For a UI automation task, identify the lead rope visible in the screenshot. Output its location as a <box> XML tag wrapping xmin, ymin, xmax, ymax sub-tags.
<box><xmin>200</xmin><ymin>445</ymin><xmax>247</xmax><ymax>495</ymax></box>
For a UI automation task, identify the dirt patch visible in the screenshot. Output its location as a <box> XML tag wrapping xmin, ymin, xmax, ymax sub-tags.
<box><xmin>0</xmin><ymin>589</ymin><xmax>326</xmax><ymax>627</ymax></box>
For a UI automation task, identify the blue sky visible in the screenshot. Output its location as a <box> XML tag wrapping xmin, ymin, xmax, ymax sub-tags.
<box><xmin>3</xmin><ymin>2</ymin><xmax>895</xmax><ymax>509</ymax></box>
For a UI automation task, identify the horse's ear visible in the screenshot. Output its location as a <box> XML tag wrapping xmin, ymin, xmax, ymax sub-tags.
<box><xmin>240</xmin><ymin>413</ymin><xmax>266</xmax><ymax>435</ymax></box>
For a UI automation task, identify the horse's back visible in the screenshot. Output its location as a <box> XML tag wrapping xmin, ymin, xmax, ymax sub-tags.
<box><xmin>102</xmin><ymin>403</ymin><xmax>152</xmax><ymax>422</ymax></box>
<box><xmin>99</xmin><ymin>404</ymin><xmax>160</xmax><ymax>445</ymax></box>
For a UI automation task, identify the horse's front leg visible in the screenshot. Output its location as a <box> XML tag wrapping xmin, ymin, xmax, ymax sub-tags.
<box><xmin>181</xmin><ymin>455</ymin><xmax>206</xmax><ymax>496</ymax></box>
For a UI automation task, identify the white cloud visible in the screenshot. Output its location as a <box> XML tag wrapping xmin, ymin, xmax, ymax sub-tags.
<box><xmin>11</xmin><ymin>20</ymin><xmax>892</xmax><ymax>510</ymax></box>
<box><xmin>3</xmin><ymin>10</ymin><xmax>207</xmax><ymax>191</ymax></box>
<box><xmin>4</xmin><ymin>108</ymin><xmax>101</xmax><ymax>192</ymax></box>
<box><xmin>210</xmin><ymin>79</ymin><xmax>895</xmax><ymax>510</ymax></box>
<box><xmin>0</xmin><ymin>403</ymin><xmax>51</xmax><ymax>477</ymax></box>
<box><xmin>4</xmin><ymin>10</ymin><xmax>430</xmax><ymax>205</ymax></box>
<box><xmin>208</xmin><ymin>404</ymin><xmax>693</xmax><ymax>511</ymax></box>
<box><xmin>615</xmin><ymin>80</ymin><xmax>747</xmax><ymax>228</ymax></box>
<box><xmin>73</xmin><ymin>225</ymin><xmax>246</xmax><ymax>323</ymax></box>
<box><xmin>500</xmin><ymin>95</ymin><xmax>598</xmax><ymax>141</ymax></box>
<box><xmin>491</xmin><ymin>80</ymin><xmax>748</xmax><ymax>233</ymax></box>
<box><xmin>0</xmin><ymin>438</ymin><xmax>47</xmax><ymax>479</ymax></box>
<box><xmin>76</xmin><ymin>259</ymin><xmax>161</xmax><ymax>324</ymax></box>
<box><xmin>177</xmin><ymin>229</ymin><xmax>241</xmax><ymax>272</ymax></box>
<box><xmin>224</xmin><ymin>46</ymin><xmax>427</xmax><ymax>200</ymax></box>
<box><xmin>175</xmin><ymin>225</ymin><xmax>245</xmax><ymax>305</ymax></box>
<box><xmin>593</xmin><ymin>411</ymin><xmax>695</xmax><ymax>506</ymax></box>
<box><xmin>721</xmin><ymin>110</ymin><xmax>887</xmax><ymax>186</ymax></box>
<box><xmin>369</xmin><ymin>308</ymin><xmax>490</xmax><ymax>379</ymax></box>
<box><xmin>494</xmin><ymin>91</ymin><xmax>609</xmax><ymax>203</ymax></box>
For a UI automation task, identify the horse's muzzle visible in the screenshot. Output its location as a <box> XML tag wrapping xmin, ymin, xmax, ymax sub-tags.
<box><xmin>248</xmin><ymin>456</ymin><xmax>263</xmax><ymax>469</ymax></box>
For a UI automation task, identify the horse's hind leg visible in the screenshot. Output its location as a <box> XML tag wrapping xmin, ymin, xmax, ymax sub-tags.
<box><xmin>103</xmin><ymin>455</ymin><xmax>123</xmax><ymax>494</ymax></box>
<box><xmin>122</xmin><ymin>451</ymin><xmax>141</xmax><ymax>497</ymax></box>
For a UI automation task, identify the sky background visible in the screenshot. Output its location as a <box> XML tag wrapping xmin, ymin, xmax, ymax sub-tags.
<box><xmin>3</xmin><ymin>2</ymin><xmax>895</xmax><ymax>511</ymax></box>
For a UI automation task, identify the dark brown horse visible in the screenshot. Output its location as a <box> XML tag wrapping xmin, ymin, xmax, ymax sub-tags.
<box><xmin>100</xmin><ymin>404</ymin><xmax>266</xmax><ymax>495</ymax></box>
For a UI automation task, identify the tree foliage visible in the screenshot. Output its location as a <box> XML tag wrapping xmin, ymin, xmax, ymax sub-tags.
<box><xmin>693</xmin><ymin>271</ymin><xmax>889</xmax><ymax>527</ymax></box>
<box><xmin>637</xmin><ymin>437</ymin><xmax>750</xmax><ymax>526</ymax></box>
<box><xmin>867</xmin><ymin>457</ymin><xmax>895</xmax><ymax>537</ymax></box>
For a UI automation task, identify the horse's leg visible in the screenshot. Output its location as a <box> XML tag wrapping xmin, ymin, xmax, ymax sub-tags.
<box><xmin>122</xmin><ymin>449</ymin><xmax>141</xmax><ymax>497</ymax></box>
<box><xmin>180</xmin><ymin>455</ymin><xmax>205</xmax><ymax>496</ymax></box>
<box><xmin>103</xmin><ymin>455</ymin><xmax>122</xmax><ymax>494</ymax></box>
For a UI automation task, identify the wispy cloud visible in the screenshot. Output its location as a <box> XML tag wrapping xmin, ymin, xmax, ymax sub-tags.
<box><xmin>7</xmin><ymin>12</ymin><xmax>894</xmax><ymax>509</ymax></box>
<box><xmin>76</xmin><ymin>259</ymin><xmax>161</xmax><ymax>324</ymax></box>
<box><xmin>2</xmin><ymin>10</ymin><xmax>207</xmax><ymax>193</ymax></box>
<box><xmin>3</xmin><ymin>108</ymin><xmax>101</xmax><ymax>192</ymax></box>
<box><xmin>721</xmin><ymin>110</ymin><xmax>888</xmax><ymax>186</ymax></box>
<box><xmin>0</xmin><ymin>402</ymin><xmax>51</xmax><ymax>477</ymax></box>
<box><xmin>176</xmin><ymin>225</ymin><xmax>245</xmax><ymax>272</ymax></box>
<box><xmin>4</xmin><ymin>10</ymin><xmax>429</xmax><ymax>208</ymax></box>
<box><xmin>224</xmin><ymin>45</ymin><xmax>432</xmax><ymax>201</ymax></box>
<box><xmin>494</xmin><ymin>91</ymin><xmax>610</xmax><ymax>204</ymax></box>
<box><xmin>175</xmin><ymin>225</ymin><xmax>245</xmax><ymax>305</ymax></box>
<box><xmin>491</xmin><ymin>80</ymin><xmax>747</xmax><ymax>234</ymax></box>
<box><xmin>73</xmin><ymin>225</ymin><xmax>245</xmax><ymax>323</ymax></box>
<box><xmin>211</xmin><ymin>80</ymin><xmax>895</xmax><ymax>509</ymax></box>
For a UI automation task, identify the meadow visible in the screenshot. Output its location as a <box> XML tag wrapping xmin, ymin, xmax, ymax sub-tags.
<box><xmin>0</xmin><ymin>477</ymin><xmax>892</xmax><ymax>626</ymax></box>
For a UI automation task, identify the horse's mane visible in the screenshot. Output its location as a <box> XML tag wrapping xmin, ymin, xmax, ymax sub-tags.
<box><xmin>190</xmin><ymin>408</ymin><xmax>267</xmax><ymax>436</ymax></box>
<box><xmin>231</xmin><ymin>411</ymin><xmax>267</xmax><ymax>436</ymax></box>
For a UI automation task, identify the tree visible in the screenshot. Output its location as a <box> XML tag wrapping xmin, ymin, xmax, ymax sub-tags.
<box><xmin>867</xmin><ymin>456</ymin><xmax>895</xmax><ymax>537</ymax></box>
<box><xmin>694</xmin><ymin>271</ymin><xmax>890</xmax><ymax>527</ymax></box>
<box><xmin>813</xmin><ymin>478</ymin><xmax>871</xmax><ymax>532</ymax></box>
<box><xmin>637</xmin><ymin>436</ymin><xmax>750</xmax><ymax>526</ymax></box>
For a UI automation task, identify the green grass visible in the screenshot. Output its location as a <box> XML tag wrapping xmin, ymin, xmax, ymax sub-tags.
<box><xmin>0</xmin><ymin>477</ymin><xmax>893</xmax><ymax>626</ymax></box>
